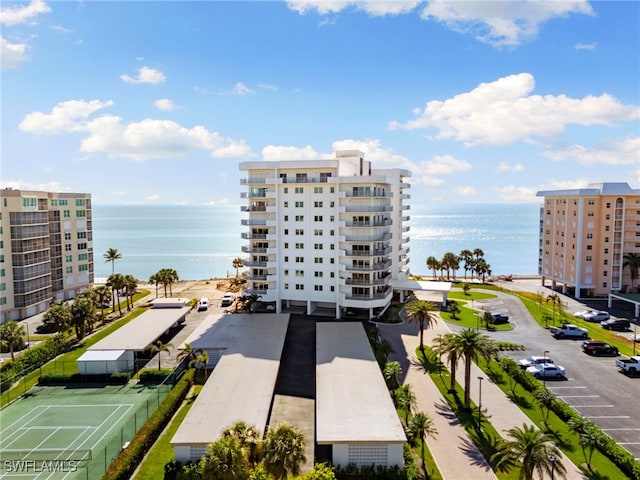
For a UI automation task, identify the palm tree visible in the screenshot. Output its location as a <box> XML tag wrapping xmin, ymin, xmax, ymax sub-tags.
<box><xmin>42</xmin><ymin>301</ymin><xmax>72</xmax><ymax>333</ymax></box>
<box><xmin>383</xmin><ymin>361</ymin><xmax>403</xmax><ymax>403</ymax></box>
<box><xmin>623</xmin><ymin>252</ymin><xmax>640</xmax><ymax>291</ymax></box>
<box><xmin>448</xmin><ymin>301</ymin><xmax>461</xmax><ymax>320</ymax></box>
<box><xmin>409</xmin><ymin>412</ymin><xmax>438</xmax><ymax>472</ymax></box>
<box><xmin>232</xmin><ymin>257</ymin><xmax>244</xmax><ymax>277</ymax></box>
<box><xmin>453</xmin><ymin>328</ymin><xmax>496</xmax><ymax>410</ymax></box>
<box><xmin>0</xmin><ymin>321</ymin><xmax>25</xmax><ymax>361</ymax></box>
<box><xmin>194</xmin><ymin>350</ymin><xmax>209</xmax><ymax>381</ymax></box>
<box><xmin>146</xmin><ymin>340</ymin><xmax>173</xmax><ymax>370</ymax></box>
<box><xmin>177</xmin><ymin>342</ymin><xmax>198</xmax><ymax>364</ymax></box>
<box><xmin>568</xmin><ymin>416</ymin><xmax>603</xmax><ymax>470</ymax></box>
<box><xmin>426</xmin><ymin>256</ymin><xmax>440</xmax><ymax>279</ymax></box>
<box><xmin>534</xmin><ymin>389</ymin><xmax>557</xmax><ymax>426</ymax></box>
<box><xmin>201</xmin><ymin>436</ymin><xmax>248</xmax><ymax>480</ymax></box>
<box><xmin>396</xmin><ymin>384</ymin><xmax>416</xmax><ymax>425</ymax></box>
<box><xmin>441</xmin><ymin>251</ymin><xmax>460</xmax><ymax>280</ymax></box>
<box><xmin>94</xmin><ymin>285</ymin><xmax>112</xmax><ymax>318</ymax></box>
<box><xmin>123</xmin><ymin>274</ymin><xmax>138</xmax><ymax>310</ymax></box>
<box><xmin>107</xmin><ymin>273</ymin><xmax>126</xmax><ymax>315</ymax></box>
<box><xmin>148</xmin><ymin>272</ymin><xmax>161</xmax><ymax>298</ymax></box>
<box><xmin>546</xmin><ymin>293</ymin><xmax>562</xmax><ymax>325</ymax></box>
<box><xmin>263</xmin><ymin>423</ymin><xmax>306</xmax><ymax>480</ymax></box>
<box><xmin>221</xmin><ymin>421</ymin><xmax>262</xmax><ymax>465</ymax></box>
<box><xmin>156</xmin><ymin>268</ymin><xmax>179</xmax><ymax>296</ymax></box>
<box><xmin>433</xmin><ymin>333</ymin><xmax>462</xmax><ymax>393</ymax></box>
<box><xmin>459</xmin><ymin>249</ymin><xmax>474</xmax><ymax>279</ymax></box>
<box><xmin>474</xmin><ymin>258</ymin><xmax>491</xmax><ymax>282</ymax></box>
<box><xmin>491</xmin><ymin>423</ymin><xmax>567</xmax><ymax>480</ymax></box>
<box><xmin>70</xmin><ymin>293</ymin><xmax>97</xmax><ymax>340</ymax></box>
<box><xmin>103</xmin><ymin>248</ymin><xmax>122</xmax><ymax>275</ymax></box>
<box><xmin>405</xmin><ymin>299</ymin><xmax>438</xmax><ymax>351</ymax></box>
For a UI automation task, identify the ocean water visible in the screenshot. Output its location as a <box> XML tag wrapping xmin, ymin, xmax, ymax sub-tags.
<box><xmin>92</xmin><ymin>203</ymin><xmax>541</xmax><ymax>281</ymax></box>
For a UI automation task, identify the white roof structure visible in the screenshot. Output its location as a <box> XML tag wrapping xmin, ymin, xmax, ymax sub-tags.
<box><xmin>77</xmin><ymin>350</ymin><xmax>126</xmax><ymax>361</ymax></box>
<box><xmin>171</xmin><ymin>314</ymin><xmax>290</xmax><ymax>447</ymax></box>
<box><xmin>390</xmin><ymin>279</ymin><xmax>452</xmax><ymax>293</ymax></box>
<box><xmin>89</xmin><ymin>306</ymin><xmax>190</xmax><ymax>351</ymax></box>
<box><xmin>150</xmin><ymin>298</ymin><xmax>191</xmax><ymax>308</ymax></box>
<box><xmin>316</xmin><ymin>322</ymin><xmax>406</xmax><ymax>444</ymax></box>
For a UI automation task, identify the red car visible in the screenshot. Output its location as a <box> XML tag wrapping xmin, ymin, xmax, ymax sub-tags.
<box><xmin>581</xmin><ymin>340</ymin><xmax>618</xmax><ymax>356</ymax></box>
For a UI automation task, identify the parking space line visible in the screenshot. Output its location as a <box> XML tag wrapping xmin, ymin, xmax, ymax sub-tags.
<box><xmin>585</xmin><ymin>415</ymin><xmax>630</xmax><ymax>419</ymax></box>
<box><xmin>602</xmin><ymin>428</ymin><xmax>640</xmax><ymax>431</ymax></box>
<box><xmin>556</xmin><ymin>395</ymin><xmax>599</xmax><ymax>398</ymax></box>
<box><xmin>569</xmin><ymin>404</ymin><xmax>614</xmax><ymax>408</ymax></box>
<box><xmin>548</xmin><ymin>385</ymin><xmax>587</xmax><ymax>389</ymax></box>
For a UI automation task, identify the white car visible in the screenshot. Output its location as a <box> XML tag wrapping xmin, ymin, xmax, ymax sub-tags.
<box><xmin>526</xmin><ymin>364</ymin><xmax>566</xmax><ymax>379</ymax></box>
<box><xmin>518</xmin><ymin>356</ymin><xmax>554</xmax><ymax>369</ymax></box>
<box><xmin>197</xmin><ymin>297</ymin><xmax>209</xmax><ymax>311</ymax></box>
<box><xmin>574</xmin><ymin>310</ymin><xmax>594</xmax><ymax>319</ymax></box>
<box><xmin>221</xmin><ymin>292</ymin><xmax>235</xmax><ymax>307</ymax></box>
<box><xmin>582</xmin><ymin>310</ymin><xmax>610</xmax><ymax>322</ymax></box>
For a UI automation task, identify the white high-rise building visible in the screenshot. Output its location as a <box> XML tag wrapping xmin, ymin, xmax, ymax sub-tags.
<box><xmin>239</xmin><ymin>150</ymin><xmax>410</xmax><ymax>319</ymax></box>
<box><xmin>0</xmin><ymin>189</ymin><xmax>94</xmax><ymax>322</ymax></box>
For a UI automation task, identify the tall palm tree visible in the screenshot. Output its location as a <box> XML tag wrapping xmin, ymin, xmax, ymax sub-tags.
<box><xmin>43</xmin><ymin>301</ymin><xmax>72</xmax><ymax>333</ymax></box>
<box><xmin>453</xmin><ymin>328</ymin><xmax>496</xmax><ymax>410</ymax></box>
<box><xmin>262</xmin><ymin>423</ymin><xmax>306</xmax><ymax>480</ymax></box>
<box><xmin>146</xmin><ymin>340</ymin><xmax>173</xmax><ymax>370</ymax></box>
<box><xmin>623</xmin><ymin>252</ymin><xmax>640</xmax><ymax>290</ymax></box>
<box><xmin>70</xmin><ymin>293</ymin><xmax>97</xmax><ymax>340</ymax></box>
<box><xmin>103</xmin><ymin>248</ymin><xmax>122</xmax><ymax>275</ymax></box>
<box><xmin>107</xmin><ymin>273</ymin><xmax>126</xmax><ymax>315</ymax></box>
<box><xmin>432</xmin><ymin>333</ymin><xmax>461</xmax><ymax>394</ymax></box>
<box><xmin>534</xmin><ymin>389</ymin><xmax>557</xmax><ymax>426</ymax></box>
<box><xmin>194</xmin><ymin>350</ymin><xmax>209</xmax><ymax>381</ymax></box>
<box><xmin>546</xmin><ymin>293</ymin><xmax>562</xmax><ymax>325</ymax></box>
<box><xmin>177</xmin><ymin>342</ymin><xmax>198</xmax><ymax>364</ymax></box>
<box><xmin>200</xmin><ymin>436</ymin><xmax>248</xmax><ymax>480</ymax></box>
<box><xmin>156</xmin><ymin>268</ymin><xmax>179</xmax><ymax>296</ymax></box>
<box><xmin>441</xmin><ymin>252</ymin><xmax>460</xmax><ymax>280</ymax></box>
<box><xmin>123</xmin><ymin>274</ymin><xmax>138</xmax><ymax>311</ymax></box>
<box><xmin>405</xmin><ymin>299</ymin><xmax>438</xmax><ymax>351</ymax></box>
<box><xmin>396</xmin><ymin>384</ymin><xmax>416</xmax><ymax>425</ymax></box>
<box><xmin>459</xmin><ymin>249</ymin><xmax>474</xmax><ymax>279</ymax></box>
<box><xmin>491</xmin><ymin>423</ymin><xmax>567</xmax><ymax>480</ymax></box>
<box><xmin>409</xmin><ymin>412</ymin><xmax>438</xmax><ymax>471</ymax></box>
<box><xmin>426</xmin><ymin>256</ymin><xmax>440</xmax><ymax>279</ymax></box>
<box><xmin>568</xmin><ymin>416</ymin><xmax>603</xmax><ymax>470</ymax></box>
<box><xmin>148</xmin><ymin>272</ymin><xmax>161</xmax><ymax>298</ymax></box>
<box><xmin>0</xmin><ymin>321</ymin><xmax>25</xmax><ymax>361</ymax></box>
<box><xmin>383</xmin><ymin>360</ymin><xmax>403</xmax><ymax>392</ymax></box>
<box><xmin>232</xmin><ymin>257</ymin><xmax>244</xmax><ymax>277</ymax></box>
<box><xmin>94</xmin><ymin>285</ymin><xmax>112</xmax><ymax>318</ymax></box>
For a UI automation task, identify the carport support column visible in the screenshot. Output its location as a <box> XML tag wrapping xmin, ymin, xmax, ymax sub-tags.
<box><xmin>441</xmin><ymin>292</ymin><xmax>448</xmax><ymax>307</ymax></box>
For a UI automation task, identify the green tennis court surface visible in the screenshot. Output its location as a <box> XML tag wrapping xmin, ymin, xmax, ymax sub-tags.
<box><xmin>0</xmin><ymin>383</ymin><xmax>169</xmax><ymax>479</ymax></box>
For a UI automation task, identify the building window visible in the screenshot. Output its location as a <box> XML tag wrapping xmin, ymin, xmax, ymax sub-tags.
<box><xmin>314</xmin><ymin>187</ymin><xmax>323</xmax><ymax>193</ymax></box>
<box><xmin>295</xmin><ymin>243</ymin><xmax>304</xmax><ymax>249</ymax></box>
<box><xmin>604</xmin><ymin>248</ymin><xmax>608</xmax><ymax>254</ymax></box>
<box><xmin>314</xmin><ymin>271</ymin><xmax>323</xmax><ymax>277</ymax></box>
<box><xmin>295</xmin><ymin>201</ymin><xmax>304</xmax><ymax>208</ymax></box>
<box><xmin>284</xmin><ymin>215</ymin><xmax>289</xmax><ymax>221</ymax></box>
<box><xmin>330</xmin><ymin>201</ymin><xmax>335</xmax><ymax>207</ymax></box>
<box><xmin>603</xmin><ymin>271</ymin><xmax>608</xmax><ymax>277</ymax></box>
<box><xmin>314</xmin><ymin>201</ymin><xmax>323</xmax><ymax>208</ymax></box>
<box><xmin>79</xmin><ymin>264</ymin><xmax>88</xmax><ymax>271</ymax></box>
<box><xmin>314</xmin><ymin>229</ymin><xmax>322</xmax><ymax>236</ymax></box>
<box><xmin>314</xmin><ymin>257</ymin><xmax>323</xmax><ymax>264</ymax></box>
<box><xmin>603</xmin><ymin>259</ymin><xmax>608</xmax><ymax>265</ymax></box>
<box><xmin>330</xmin><ymin>286</ymin><xmax>335</xmax><ymax>292</ymax></box>
<box><xmin>284</xmin><ymin>256</ymin><xmax>289</xmax><ymax>262</ymax></box>
<box><xmin>603</xmin><ymin>282</ymin><xmax>607</xmax><ymax>288</ymax></box>
<box><xmin>314</xmin><ymin>215</ymin><xmax>323</xmax><ymax>221</ymax></box>
<box><xmin>314</xmin><ymin>285</ymin><xmax>323</xmax><ymax>291</ymax></box>
<box><xmin>586</xmin><ymin>245</ymin><xmax>592</xmax><ymax>250</ymax></box>
<box><xmin>330</xmin><ymin>187</ymin><xmax>335</xmax><ymax>193</ymax></box>
<box><xmin>330</xmin><ymin>272</ymin><xmax>335</xmax><ymax>278</ymax></box>
<box><xmin>65</xmin><ymin>233</ymin><xmax>71</xmax><ymax>240</ymax></box>
<box><xmin>295</xmin><ymin>229</ymin><xmax>304</xmax><ymax>235</ymax></box>
<box><xmin>284</xmin><ymin>201</ymin><xmax>288</xmax><ymax>208</ymax></box>
<box><xmin>296</xmin><ymin>270</ymin><xmax>304</xmax><ymax>276</ymax></box>
<box><xmin>330</xmin><ymin>258</ymin><xmax>335</xmax><ymax>264</ymax></box>
<box><xmin>284</xmin><ymin>269</ymin><xmax>289</xmax><ymax>276</ymax></box>
<box><xmin>314</xmin><ymin>243</ymin><xmax>323</xmax><ymax>250</ymax></box>
<box><xmin>588</xmin><ymin>199</ymin><xmax>595</xmax><ymax>205</ymax></box>
<box><xmin>78</xmin><ymin>253</ymin><xmax>88</xmax><ymax>261</ymax></box>
<box><xmin>586</xmin><ymin>233</ymin><xmax>593</xmax><ymax>239</ymax></box>
<box><xmin>76</xmin><ymin>210</ymin><xmax>86</xmax><ymax>217</ymax></box>
<box><xmin>295</xmin><ymin>257</ymin><xmax>304</xmax><ymax>263</ymax></box>
<box><xmin>330</xmin><ymin>216</ymin><xmax>335</xmax><ymax>222</ymax></box>
<box><xmin>65</xmin><ymin>244</ymin><xmax>72</xmax><ymax>252</ymax></box>
<box><xmin>330</xmin><ymin>230</ymin><xmax>334</xmax><ymax>236</ymax></box>
<box><xmin>284</xmin><ymin>243</ymin><xmax>289</xmax><ymax>249</ymax></box>
<box><xmin>66</xmin><ymin>266</ymin><xmax>73</xmax><ymax>273</ymax></box>
<box><xmin>330</xmin><ymin>244</ymin><xmax>335</xmax><ymax>250</ymax></box>
<box><xmin>295</xmin><ymin>187</ymin><xmax>303</xmax><ymax>194</ymax></box>
<box><xmin>295</xmin><ymin>215</ymin><xmax>304</xmax><ymax>221</ymax></box>
<box><xmin>604</xmin><ymin>237</ymin><xmax>609</xmax><ymax>243</ymax></box>
<box><xmin>284</xmin><ymin>283</ymin><xmax>289</xmax><ymax>289</ymax></box>
<box><xmin>284</xmin><ymin>187</ymin><xmax>288</xmax><ymax>194</ymax></box>
<box><xmin>606</xmin><ymin>202</ymin><xmax>611</xmax><ymax>208</ymax></box>
<box><xmin>585</xmin><ymin>256</ymin><xmax>592</xmax><ymax>262</ymax></box>
<box><xmin>296</xmin><ymin>284</ymin><xmax>304</xmax><ymax>290</ymax></box>
<box><xmin>284</xmin><ymin>229</ymin><xmax>289</xmax><ymax>235</ymax></box>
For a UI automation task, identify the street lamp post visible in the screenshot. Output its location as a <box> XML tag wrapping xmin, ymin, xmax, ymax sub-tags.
<box><xmin>549</xmin><ymin>455</ymin><xmax>557</xmax><ymax>480</ymax></box>
<box><xmin>23</xmin><ymin>321</ymin><xmax>30</xmax><ymax>349</ymax></box>
<box><xmin>477</xmin><ymin>376</ymin><xmax>483</xmax><ymax>431</ymax></box>
<box><xmin>543</xmin><ymin>350</ymin><xmax>549</xmax><ymax>388</ymax></box>
<box><xmin>634</xmin><ymin>322</ymin><xmax>637</xmax><ymax>356</ymax></box>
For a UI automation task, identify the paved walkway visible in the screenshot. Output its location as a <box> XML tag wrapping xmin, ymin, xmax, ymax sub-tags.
<box><xmin>380</xmin><ymin>315</ymin><xmax>587</xmax><ymax>480</ymax></box>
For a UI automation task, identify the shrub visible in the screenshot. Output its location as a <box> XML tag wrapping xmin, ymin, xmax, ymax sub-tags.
<box><xmin>139</xmin><ymin>368</ymin><xmax>172</xmax><ymax>384</ymax></box>
<box><xmin>102</xmin><ymin>369</ymin><xmax>194</xmax><ymax>480</ymax></box>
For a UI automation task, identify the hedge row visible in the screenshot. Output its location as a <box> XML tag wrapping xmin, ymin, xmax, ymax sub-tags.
<box><xmin>38</xmin><ymin>372</ymin><xmax>130</xmax><ymax>385</ymax></box>
<box><xmin>499</xmin><ymin>357</ymin><xmax>640</xmax><ymax>480</ymax></box>
<box><xmin>139</xmin><ymin>368</ymin><xmax>173</xmax><ymax>384</ymax></box>
<box><xmin>102</xmin><ymin>369</ymin><xmax>195</xmax><ymax>480</ymax></box>
<box><xmin>0</xmin><ymin>334</ymin><xmax>69</xmax><ymax>390</ymax></box>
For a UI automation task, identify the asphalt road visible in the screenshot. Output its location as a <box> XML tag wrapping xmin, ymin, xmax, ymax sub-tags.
<box><xmin>464</xmin><ymin>290</ymin><xmax>640</xmax><ymax>462</ymax></box>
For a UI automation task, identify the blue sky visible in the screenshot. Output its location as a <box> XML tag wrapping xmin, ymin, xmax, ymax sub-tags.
<box><xmin>2</xmin><ymin>0</ymin><xmax>638</xmax><ymax>206</ymax></box>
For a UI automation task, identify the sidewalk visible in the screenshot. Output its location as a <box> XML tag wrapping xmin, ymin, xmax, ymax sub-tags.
<box><xmin>380</xmin><ymin>318</ymin><xmax>586</xmax><ymax>480</ymax></box>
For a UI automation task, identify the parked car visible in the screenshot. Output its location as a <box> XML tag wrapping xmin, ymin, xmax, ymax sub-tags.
<box><xmin>582</xmin><ymin>310</ymin><xmax>610</xmax><ymax>322</ymax></box>
<box><xmin>221</xmin><ymin>292</ymin><xmax>235</xmax><ymax>307</ymax></box>
<box><xmin>490</xmin><ymin>312</ymin><xmax>509</xmax><ymax>324</ymax></box>
<box><xmin>552</xmin><ymin>323</ymin><xmax>588</xmax><ymax>339</ymax></box>
<box><xmin>526</xmin><ymin>363</ymin><xmax>566</xmax><ymax>379</ymax></box>
<box><xmin>197</xmin><ymin>297</ymin><xmax>209</xmax><ymax>311</ymax></box>
<box><xmin>518</xmin><ymin>355</ymin><xmax>554</xmax><ymax>369</ymax></box>
<box><xmin>616</xmin><ymin>356</ymin><xmax>640</xmax><ymax>374</ymax></box>
<box><xmin>600</xmin><ymin>319</ymin><xmax>631</xmax><ymax>331</ymax></box>
<box><xmin>574</xmin><ymin>310</ymin><xmax>595</xmax><ymax>319</ymax></box>
<box><xmin>581</xmin><ymin>340</ymin><xmax>618</xmax><ymax>356</ymax></box>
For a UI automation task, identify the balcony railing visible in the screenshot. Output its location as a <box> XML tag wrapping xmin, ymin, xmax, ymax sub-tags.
<box><xmin>344</xmin><ymin>259</ymin><xmax>392</xmax><ymax>271</ymax></box>
<box><xmin>240</xmin><ymin>178</ymin><xmax>268</xmax><ymax>184</ymax></box>
<box><xmin>344</xmin><ymin>219</ymin><xmax>392</xmax><ymax>227</ymax></box>
<box><xmin>342</xmin><ymin>205</ymin><xmax>392</xmax><ymax>213</ymax></box>
<box><xmin>344</xmin><ymin>232</ymin><xmax>392</xmax><ymax>243</ymax></box>
<box><xmin>345</xmin><ymin>276</ymin><xmax>390</xmax><ymax>286</ymax></box>
<box><xmin>241</xmin><ymin>233</ymin><xmax>267</xmax><ymax>240</ymax></box>
<box><xmin>241</xmin><ymin>205</ymin><xmax>268</xmax><ymax>212</ymax></box>
<box><xmin>281</xmin><ymin>177</ymin><xmax>330</xmax><ymax>184</ymax></box>
<box><xmin>243</xmin><ymin>260</ymin><xmax>268</xmax><ymax>267</ymax></box>
<box><xmin>345</xmin><ymin>287</ymin><xmax>392</xmax><ymax>300</ymax></box>
<box><xmin>241</xmin><ymin>219</ymin><xmax>268</xmax><ymax>226</ymax></box>
<box><xmin>241</xmin><ymin>246</ymin><xmax>268</xmax><ymax>253</ymax></box>
<box><xmin>345</xmin><ymin>247</ymin><xmax>392</xmax><ymax>257</ymax></box>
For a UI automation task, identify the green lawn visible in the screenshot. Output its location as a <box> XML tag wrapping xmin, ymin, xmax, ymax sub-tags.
<box><xmin>133</xmin><ymin>385</ymin><xmax>202</xmax><ymax>480</ymax></box>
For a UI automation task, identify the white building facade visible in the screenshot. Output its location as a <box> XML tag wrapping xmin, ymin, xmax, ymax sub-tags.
<box><xmin>0</xmin><ymin>189</ymin><xmax>94</xmax><ymax>322</ymax></box>
<box><xmin>239</xmin><ymin>150</ymin><xmax>410</xmax><ymax>319</ymax></box>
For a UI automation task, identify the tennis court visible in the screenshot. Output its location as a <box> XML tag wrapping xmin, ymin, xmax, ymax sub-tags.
<box><xmin>0</xmin><ymin>383</ymin><xmax>170</xmax><ymax>480</ymax></box>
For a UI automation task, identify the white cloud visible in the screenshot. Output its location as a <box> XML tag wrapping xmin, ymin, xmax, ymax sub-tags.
<box><xmin>204</xmin><ymin>198</ymin><xmax>232</xmax><ymax>206</ymax></box>
<box><xmin>0</xmin><ymin>0</ymin><xmax>51</xmax><ymax>26</ymax></box>
<box><xmin>230</xmin><ymin>82</ymin><xmax>254</xmax><ymax>96</ymax></box>
<box><xmin>19</xmin><ymin>99</ymin><xmax>115</xmax><ymax>133</ymax></box>
<box><xmin>495</xmin><ymin>185</ymin><xmax>539</xmax><ymax>203</ymax></box>
<box><xmin>454</xmin><ymin>186</ymin><xmax>476</xmax><ymax>196</ymax></box>
<box><xmin>0</xmin><ymin>179</ymin><xmax>67</xmax><ymax>192</ymax></box>
<box><xmin>1</xmin><ymin>36</ymin><xmax>28</xmax><ymax>68</ymax></box>
<box><xmin>497</xmin><ymin>161</ymin><xmax>525</xmax><ymax>173</ymax></box>
<box><xmin>420</xmin><ymin>154</ymin><xmax>472</xmax><ymax>175</ymax></box>
<box><xmin>574</xmin><ymin>42</ymin><xmax>597</xmax><ymax>51</ymax></box>
<box><xmin>258</xmin><ymin>83</ymin><xmax>278</xmax><ymax>92</ymax></box>
<box><xmin>51</xmin><ymin>24</ymin><xmax>72</xmax><ymax>34</ymax></box>
<box><xmin>389</xmin><ymin>73</ymin><xmax>639</xmax><ymax>147</ymax></box>
<box><xmin>262</xmin><ymin>145</ymin><xmax>327</xmax><ymax>160</ymax></box>
<box><xmin>543</xmin><ymin>136</ymin><xmax>640</xmax><ymax>166</ymax></box>
<box><xmin>420</xmin><ymin>0</ymin><xmax>594</xmax><ymax>48</ymax></box>
<box><xmin>154</xmin><ymin>98</ymin><xmax>178</xmax><ymax>111</ymax></box>
<box><xmin>144</xmin><ymin>194</ymin><xmax>160</xmax><ymax>203</ymax></box>
<box><xmin>332</xmin><ymin>138</ymin><xmax>416</xmax><ymax>170</ymax></box>
<box><xmin>19</xmin><ymin>99</ymin><xmax>253</xmax><ymax>161</ymax></box>
<box><xmin>120</xmin><ymin>66</ymin><xmax>166</xmax><ymax>84</ymax></box>
<box><xmin>547</xmin><ymin>179</ymin><xmax>591</xmax><ymax>190</ymax></box>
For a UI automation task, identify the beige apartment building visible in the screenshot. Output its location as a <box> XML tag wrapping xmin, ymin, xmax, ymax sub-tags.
<box><xmin>536</xmin><ymin>182</ymin><xmax>640</xmax><ymax>299</ymax></box>
<box><xmin>0</xmin><ymin>189</ymin><xmax>94</xmax><ymax>322</ymax></box>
